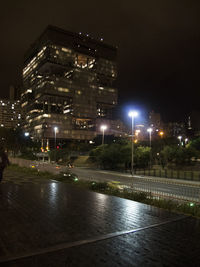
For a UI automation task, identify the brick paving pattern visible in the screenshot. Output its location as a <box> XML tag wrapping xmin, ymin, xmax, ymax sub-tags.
<box><xmin>0</xmin><ymin>169</ymin><xmax>200</xmax><ymax>266</ymax></box>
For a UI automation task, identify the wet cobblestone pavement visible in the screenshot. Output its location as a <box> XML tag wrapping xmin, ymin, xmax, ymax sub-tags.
<box><xmin>0</xmin><ymin>170</ymin><xmax>200</xmax><ymax>266</ymax></box>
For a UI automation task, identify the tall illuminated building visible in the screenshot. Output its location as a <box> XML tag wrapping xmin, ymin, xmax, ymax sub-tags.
<box><xmin>0</xmin><ymin>86</ymin><xmax>21</xmax><ymax>129</ymax></box>
<box><xmin>21</xmin><ymin>25</ymin><xmax>118</xmax><ymax>148</ymax></box>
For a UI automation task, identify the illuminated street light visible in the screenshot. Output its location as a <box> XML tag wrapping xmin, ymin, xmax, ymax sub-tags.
<box><xmin>159</xmin><ymin>131</ymin><xmax>164</xmax><ymax>138</ymax></box>
<box><xmin>100</xmin><ymin>125</ymin><xmax>107</xmax><ymax>145</ymax></box>
<box><xmin>147</xmin><ymin>128</ymin><xmax>153</xmax><ymax>167</ymax></box>
<box><xmin>147</xmin><ymin>128</ymin><xmax>153</xmax><ymax>147</ymax></box>
<box><xmin>128</xmin><ymin>111</ymin><xmax>138</xmax><ymax>175</ymax></box>
<box><xmin>54</xmin><ymin>127</ymin><xmax>58</xmax><ymax>149</ymax></box>
<box><xmin>24</xmin><ymin>132</ymin><xmax>29</xmax><ymax>137</ymax></box>
<box><xmin>178</xmin><ymin>135</ymin><xmax>182</xmax><ymax>146</ymax></box>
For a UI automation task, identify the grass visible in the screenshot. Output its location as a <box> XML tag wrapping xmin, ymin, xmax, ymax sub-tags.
<box><xmin>7</xmin><ymin>164</ymin><xmax>200</xmax><ymax>218</ymax></box>
<box><xmin>7</xmin><ymin>164</ymin><xmax>52</xmax><ymax>178</ymax></box>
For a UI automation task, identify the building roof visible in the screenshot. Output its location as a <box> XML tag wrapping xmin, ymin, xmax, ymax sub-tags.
<box><xmin>24</xmin><ymin>25</ymin><xmax>117</xmax><ymax>63</ymax></box>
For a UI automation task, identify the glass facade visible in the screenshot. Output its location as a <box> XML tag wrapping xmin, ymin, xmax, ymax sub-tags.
<box><xmin>22</xmin><ymin>26</ymin><xmax>117</xmax><ymax>145</ymax></box>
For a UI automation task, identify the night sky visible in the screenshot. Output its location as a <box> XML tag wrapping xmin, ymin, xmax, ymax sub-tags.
<box><xmin>0</xmin><ymin>1</ymin><xmax>200</xmax><ymax>122</ymax></box>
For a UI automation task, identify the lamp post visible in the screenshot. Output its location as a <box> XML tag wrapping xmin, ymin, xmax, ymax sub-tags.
<box><xmin>128</xmin><ymin>111</ymin><xmax>138</xmax><ymax>175</ymax></box>
<box><xmin>54</xmin><ymin>127</ymin><xmax>58</xmax><ymax>149</ymax></box>
<box><xmin>178</xmin><ymin>136</ymin><xmax>182</xmax><ymax>146</ymax></box>
<box><xmin>159</xmin><ymin>131</ymin><xmax>164</xmax><ymax>138</ymax></box>
<box><xmin>147</xmin><ymin>128</ymin><xmax>152</xmax><ymax>148</ymax></box>
<box><xmin>147</xmin><ymin>128</ymin><xmax>153</xmax><ymax>167</ymax></box>
<box><xmin>100</xmin><ymin>125</ymin><xmax>107</xmax><ymax>145</ymax></box>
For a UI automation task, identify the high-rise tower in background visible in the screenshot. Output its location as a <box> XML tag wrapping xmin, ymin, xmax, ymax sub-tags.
<box><xmin>0</xmin><ymin>86</ymin><xmax>21</xmax><ymax>129</ymax></box>
<box><xmin>21</xmin><ymin>25</ymin><xmax>120</xmax><ymax>148</ymax></box>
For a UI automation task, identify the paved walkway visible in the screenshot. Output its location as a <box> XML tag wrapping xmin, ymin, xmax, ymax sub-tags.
<box><xmin>0</xmin><ymin>169</ymin><xmax>200</xmax><ymax>266</ymax></box>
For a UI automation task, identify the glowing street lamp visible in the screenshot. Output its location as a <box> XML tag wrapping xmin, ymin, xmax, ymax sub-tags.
<box><xmin>100</xmin><ymin>125</ymin><xmax>107</xmax><ymax>145</ymax></box>
<box><xmin>178</xmin><ymin>135</ymin><xmax>182</xmax><ymax>146</ymax></box>
<box><xmin>147</xmin><ymin>128</ymin><xmax>153</xmax><ymax>147</ymax></box>
<box><xmin>159</xmin><ymin>131</ymin><xmax>164</xmax><ymax>138</ymax></box>
<box><xmin>128</xmin><ymin>111</ymin><xmax>138</xmax><ymax>175</ymax></box>
<box><xmin>54</xmin><ymin>127</ymin><xmax>58</xmax><ymax>149</ymax></box>
<box><xmin>147</xmin><ymin>128</ymin><xmax>153</xmax><ymax>167</ymax></box>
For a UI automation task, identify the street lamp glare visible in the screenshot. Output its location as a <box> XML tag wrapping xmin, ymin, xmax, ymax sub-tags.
<box><xmin>100</xmin><ymin>125</ymin><xmax>107</xmax><ymax>145</ymax></box>
<box><xmin>54</xmin><ymin>127</ymin><xmax>58</xmax><ymax>149</ymax></box>
<box><xmin>128</xmin><ymin>111</ymin><xmax>138</xmax><ymax>176</ymax></box>
<box><xmin>100</xmin><ymin>125</ymin><xmax>107</xmax><ymax>131</ymax></box>
<box><xmin>128</xmin><ymin>111</ymin><xmax>138</xmax><ymax>118</ymax></box>
<box><xmin>178</xmin><ymin>136</ymin><xmax>182</xmax><ymax>140</ymax></box>
<box><xmin>147</xmin><ymin>128</ymin><xmax>153</xmax><ymax>133</ymax></box>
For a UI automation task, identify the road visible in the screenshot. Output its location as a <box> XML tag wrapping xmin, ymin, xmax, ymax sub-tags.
<box><xmin>8</xmin><ymin>157</ymin><xmax>200</xmax><ymax>202</ymax></box>
<box><xmin>72</xmin><ymin>167</ymin><xmax>200</xmax><ymax>202</ymax></box>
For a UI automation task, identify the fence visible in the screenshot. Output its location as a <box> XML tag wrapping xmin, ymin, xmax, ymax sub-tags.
<box><xmin>129</xmin><ymin>176</ymin><xmax>200</xmax><ymax>203</ymax></box>
<box><xmin>133</xmin><ymin>168</ymin><xmax>200</xmax><ymax>181</ymax></box>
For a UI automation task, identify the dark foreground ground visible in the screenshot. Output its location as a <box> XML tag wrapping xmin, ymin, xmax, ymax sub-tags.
<box><xmin>0</xmin><ymin>169</ymin><xmax>200</xmax><ymax>267</ymax></box>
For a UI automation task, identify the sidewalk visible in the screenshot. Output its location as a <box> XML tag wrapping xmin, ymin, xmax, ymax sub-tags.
<box><xmin>0</xmin><ymin>169</ymin><xmax>200</xmax><ymax>266</ymax></box>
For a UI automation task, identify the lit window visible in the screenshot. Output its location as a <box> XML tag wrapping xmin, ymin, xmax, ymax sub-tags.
<box><xmin>62</xmin><ymin>47</ymin><xmax>72</xmax><ymax>53</ymax></box>
<box><xmin>57</xmin><ymin>87</ymin><xmax>69</xmax><ymax>93</ymax></box>
<box><xmin>21</xmin><ymin>101</ymin><xmax>28</xmax><ymax>107</ymax></box>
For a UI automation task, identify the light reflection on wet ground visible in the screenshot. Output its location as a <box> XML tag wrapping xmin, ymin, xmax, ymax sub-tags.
<box><xmin>0</xmin><ymin>169</ymin><xmax>200</xmax><ymax>266</ymax></box>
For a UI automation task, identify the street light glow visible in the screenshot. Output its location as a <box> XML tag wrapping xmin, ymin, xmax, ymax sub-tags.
<box><xmin>100</xmin><ymin>125</ymin><xmax>107</xmax><ymax>145</ymax></box>
<box><xmin>128</xmin><ymin>111</ymin><xmax>138</xmax><ymax>118</ymax></box>
<box><xmin>178</xmin><ymin>136</ymin><xmax>182</xmax><ymax>140</ymax></box>
<box><xmin>54</xmin><ymin>127</ymin><xmax>58</xmax><ymax>149</ymax></box>
<box><xmin>128</xmin><ymin>111</ymin><xmax>138</xmax><ymax>176</ymax></box>
<box><xmin>147</xmin><ymin>128</ymin><xmax>153</xmax><ymax>133</ymax></box>
<box><xmin>159</xmin><ymin>131</ymin><xmax>164</xmax><ymax>136</ymax></box>
<box><xmin>100</xmin><ymin>125</ymin><xmax>107</xmax><ymax>131</ymax></box>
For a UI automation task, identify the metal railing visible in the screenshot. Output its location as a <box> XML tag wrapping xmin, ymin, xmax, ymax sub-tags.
<box><xmin>130</xmin><ymin>176</ymin><xmax>200</xmax><ymax>203</ymax></box>
<box><xmin>133</xmin><ymin>168</ymin><xmax>200</xmax><ymax>181</ymax></box>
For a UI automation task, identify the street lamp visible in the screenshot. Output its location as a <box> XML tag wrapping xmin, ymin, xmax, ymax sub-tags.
<box><xmin>54</xmin><ymin>127</ymin><xmax>58</xmax><ymax>149</ymax></box>
<box><xmin>100</xmin><ymin>125</ymin><xmax>107</xmax><ymax>145</ymax></box>
<box><xmin>147</xmin><ymin>128</ymin><xmax>153</xmax><ymax>147</ymax></box>
<box><xmin>159</xmin><ymin>131</ymin><xmax>164</xmax><ymax>138</ymax></box>
<box><xmin>178</xmin><ymin>136</ymin><xmax>182</xmax><ymax>146</ymax></box>
<box><xmin>147</xmin><ymin>128</ymin><xmax>153</xmax><ymax>167</ymax></box>
<box><xmin>128</xmin><ymin>111</ymin><xmax>138</xmax><ymax>175</ymax></box>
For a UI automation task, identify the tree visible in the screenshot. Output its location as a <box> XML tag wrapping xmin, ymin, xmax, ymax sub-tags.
<box><xmin>188</xmin><ymin>137</ymin><xmax>200</xmax><ymax>154</ymax></box>
<box><xmin>48</xmin><ymin>148</ymin><xmax>69</xmax><ymax>163</ymax></box>
<box><xmin>160</xmin><ymin>145</ymin><xmax>198</xmax><ymax>167</ymax></box>
<box><xmin>134</xmin><ymin>146</ymin><xmax>151</xmax><ymax>168</ymax></box>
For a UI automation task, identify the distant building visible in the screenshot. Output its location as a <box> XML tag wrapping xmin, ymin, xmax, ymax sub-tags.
<box><xmin>0</xmin><ymin>86</ymin><xmax>22</xmax><ymax>129</ymax></box>
<box><xmin>149</xmin><ymin>111</ymin><xmax>163</xmax><ymax>129</ymax></box>
<box><xmin>189</xmin><ymin>111</ymin><xmax>200</xmax><ymax>136</ymax></box>
<box><xmin>96</xmin><ymin>119</ymin><xmax>128</xmax><ymax>137</ymax></box>
<box><xmin>21</xmin><ymin>25</ymin><xmax>119</xmax><ymax>148</ymax></box>
<box><xmin>0</xmin><ymin>99</ymin><xmax>21</xmax><ymax>129</ymax></box>
<box><xmin>164</xmin><ymin>122</ymin><xmax>186</xmax><ymax>138</ymax></box>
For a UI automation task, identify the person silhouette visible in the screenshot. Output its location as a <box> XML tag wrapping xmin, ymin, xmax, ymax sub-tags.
<box><xmin>0</xmin><ymin>146</ymin><xmax>10</xmax><ymax>183</ymax></box>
